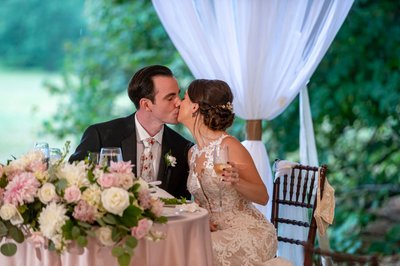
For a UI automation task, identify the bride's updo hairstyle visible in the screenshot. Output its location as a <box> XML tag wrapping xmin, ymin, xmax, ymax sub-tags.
<box><xmin>187</xmin><ymin>79</ymin><xmax>235</xmax><ymax>131</ymax></box>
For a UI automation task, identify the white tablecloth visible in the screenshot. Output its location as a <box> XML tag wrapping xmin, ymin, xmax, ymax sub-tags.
<box><xmin>0</xmin><ymin>208</ymin><xmax>213</xmax><ymax>266</ymax></box>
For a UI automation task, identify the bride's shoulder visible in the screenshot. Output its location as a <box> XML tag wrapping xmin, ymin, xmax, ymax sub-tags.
<box><xmin>221</xmin><ymin>135</ymin><xmax>240</xmax><ymax>145</ymax></box>
<box><xmin>221</xmin><ymin>135</ymin><xmax>250</xmax><ymax>154</ymax></box>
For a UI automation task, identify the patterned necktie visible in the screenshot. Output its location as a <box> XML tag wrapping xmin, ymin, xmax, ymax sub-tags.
<box><xmin>140</xmin><ymin>137</ymin><xmax>156</xmax><ymax>182</ymax></box>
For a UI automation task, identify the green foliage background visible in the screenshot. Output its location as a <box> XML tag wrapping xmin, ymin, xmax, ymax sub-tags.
<box><xmin>0</xmin><ymin>0</ymin><xmax>398</xmax><ymax>257</ymax></box>
<box><xmin>0</xmin><ymin>0</ymin><xmax>85</xmax><ymax>71</ymax></box>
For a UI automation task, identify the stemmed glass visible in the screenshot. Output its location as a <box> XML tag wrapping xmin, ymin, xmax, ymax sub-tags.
<box><xmin>99</xmin><ymin>147</ymin><xmax>123</xmax><ymax>167</ymax></box>
<box><xmin>34</xmin><ymin>142</ymin><xmax>50</xmax><ymax>166</ymax></box>
<box><xmin>213</xmin><ymin>145</ymin><xmax>229</xmax><ymax>212</ymax></box>
<box><xmin>49</xmin><ymin>148</ymin><xmax>62</xmax><ymax>165</ymax></box>
<box><xmin>88</xmin><ymin>151</ymin><xmax>100</xmax><ymax>165</ymax></box>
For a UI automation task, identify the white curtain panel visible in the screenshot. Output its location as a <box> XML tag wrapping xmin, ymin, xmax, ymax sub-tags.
<box><xmin>152</xmin><ymin>0</ymin><xmax>353</xmax><ymax>264</ymax></box>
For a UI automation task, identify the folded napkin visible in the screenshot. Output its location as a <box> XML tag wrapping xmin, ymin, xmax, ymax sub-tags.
<box><xmin>274</xmin><ymin>160</ymin><xmax>299</xmax><ymax>181</ymax></box>
<box><xmin>177</xmin><ymin>202</ymin><xmax>200</xmax><ymax>213</ymax></box>
<box><xmin>152</xmin><ymin>186</ymin><xmax>174</xmax><ymax>199</ymax></box>
<box><xmin>314</xmin><ymin>167</ymin><xmax>335</xmax><ymax>236</ymax></box>
<box><xmin>137</xmin><ymin>178</ymin><xmax>174</xmax><ymax>199</ymax></box>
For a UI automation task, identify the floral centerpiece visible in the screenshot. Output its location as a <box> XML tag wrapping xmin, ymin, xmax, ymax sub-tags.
<box><xmin>0</xmin><ymin>142</ymin><xmax>166</xmax><ymax>266</ymax></box>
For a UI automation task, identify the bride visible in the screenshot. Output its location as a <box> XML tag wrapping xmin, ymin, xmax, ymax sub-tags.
<box><xmin>178</xmin><ymin>79</ymin><xmax>277</xmax><ymax>265</ymax></box>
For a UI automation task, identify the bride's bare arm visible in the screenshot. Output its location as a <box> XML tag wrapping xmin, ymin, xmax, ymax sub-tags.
<box><xmin>221</xmin><ymin>137</ymin><xmax>268</xmax><ymax>205</ymax></box>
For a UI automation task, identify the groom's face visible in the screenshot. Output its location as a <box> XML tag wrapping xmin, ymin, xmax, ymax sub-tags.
<box><xmin>150</xmin><ymin>75</ymin><xmax>181</xmax><ymax>124</ymax></box>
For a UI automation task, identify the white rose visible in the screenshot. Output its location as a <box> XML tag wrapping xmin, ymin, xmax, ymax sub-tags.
<box><xmin>0</xmin><ymin>203</ymin><xmax>17</xmax><ymax>220</ymax></box>
<box><xmin>101</xmin><ymin>187</ymin><xmax>130</xmax><ymax>216</ymax></box>
<box><xmin>95</xmin><ymin>227</ymin><xmax>115</xmax><ymax>246</ymax></box>
<box><xmin>0</xmin><ymin>203</ymin><xmax>23</xmax><ymax>225</ymax></box>
<box><xmin>38</xmin><ymin>183</ymin><xmax>57</xmax><ymax>204</ymax></box>
<box><xmin>135</xmin><ymin>178</ymin><xmax>149</xmax><ymax>190</ymax></box>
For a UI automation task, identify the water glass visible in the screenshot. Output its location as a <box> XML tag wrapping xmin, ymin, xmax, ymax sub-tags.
<box><xmin>99</xmin><ymin>147</ymin><xmax>123</xmax><ymax>166</ymax></box>
<box><xmin>34</xmin><ymin>142</ymin><xmax>50</xmax><ymax>160</ymax></box>
<box><xmin>88</xmin><ymin>151</ymin><xmax>100</xmax><ymax>165</ymax></box>
<box><xmin>49</xmin><ymin>148</ymin><xmax>62</xmax><ymax>165</ymax></box>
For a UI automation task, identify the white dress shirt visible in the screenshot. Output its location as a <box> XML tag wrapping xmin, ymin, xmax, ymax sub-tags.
<box><xmin>135</xmin><ymin>115</ymin><xmax>164</xmax><ymax>179</ymax></box>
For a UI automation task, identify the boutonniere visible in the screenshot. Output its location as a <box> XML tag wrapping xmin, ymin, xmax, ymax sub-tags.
<box><xmin>164</xmin><ymin>150</ymin><xmax>177</xmax><ymax>167</ymax></box>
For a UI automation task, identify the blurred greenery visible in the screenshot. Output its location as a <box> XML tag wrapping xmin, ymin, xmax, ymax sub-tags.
<box><xmin>42</xmin><ymin>0</ymin><xmax>193</xmax><ymax>140</ymax></box>
<box><xmin>267</xmin><ymin>0</ymin><xmax>400</xmax><ymax>255</ymax></box>
<box><xmin>0</xmin><ymin>0</ymin><xmax>85</xmax><ymax>71</ymax></box>
<box><xmin>0</xmin><ymin>0</ymin><xmax>398</xmax><ymax>258</ymax></box>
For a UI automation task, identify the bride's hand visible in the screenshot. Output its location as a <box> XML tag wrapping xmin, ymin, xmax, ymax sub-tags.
<box><xmin>209</xmin><ymin>220</ymin><xmax>218</xmax><ymax>232</ymax></box>
<box><xmin>221</xmin><ymin>161</ymin><xmax>240</xmax><ymax>185</ymax></box>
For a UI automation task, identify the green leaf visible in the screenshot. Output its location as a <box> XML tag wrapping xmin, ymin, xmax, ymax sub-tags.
<box><xmin>111</xmin><ymin>246</ymin><xmax>124</xmax><ymax>257</ymax></box>
<box><xmin>0</xmin><ymin>243</ymin><xmax>17</xmax><ymax>256</ymax></box>
<box><xmin>71</xmin><ymin>226</ymin><xmax>81</xmax><ymax>239</ymax></box>
<box><xmin>118</xmin><ymin>253</ymin><xmax>131</xmax><ymax>266</ymax></box>
<box><xmin>0</xmin><ymin>221</ymin><xmax>8</xmax><ymax>237</ymax></box>
<box><xmin>77</xmin><ymin>236</ymin><xmax>88</xmax><ymax>247</ymax></box>
<box><xmin>124</xmin><ymin>236</ymin><xmax>137</xmax><ymax>249</ymax></box>
<box><xmin>55</xmin><ymin>178</ymin><xmax>68</xmax><ymax>195</ymax></box>
<box><xmin>9</xmin><ymin>227</ymin><xmax>24</xmax><ymax>243</ymax></box>
<box><xmin>62</xmin><ymin>220</ymin><xmax>74</xmax><ymax>240</ymax></box>
<box><xmin>48</xmin><ymin>240</ymin><xmax>56</xmax><ymax>251</ymax></box>
<box><xmin>96</xmin><ymin>218</ymin><xmax>106</xmax><ymax>227</ymax></box>
<box><xmin>86</xmin><ymin>230</ymin><xmax>96</xmax><ymax>237</ymax></box>
<box><xmin>77</xmin><ymin>221</ymin><xmax>92</xmax><ymax>229</ymax></box>
<box><xmin>0</xmin><ymin>176</ymin><xmax>8</xmax><ymax>188</ymax></box>
<box><xmin>121</xmin><ymin>205</ymin><xmax>140</xmax><ymax>227</ymax></box>
<box><xmin>111</xmin><ymin>227</ymin><xmax>123</xmax><ymax>243</ymax></box>
<box><xmin>103</xmin><ymin>214</ymin><xmax>117</xmax><ymax>225</ymax></box>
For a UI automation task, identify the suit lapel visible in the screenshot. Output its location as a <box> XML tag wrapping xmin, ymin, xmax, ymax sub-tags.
<box><xmin>158</xmin><ymin>127</ymin><xmax>170</xmax><ymax>188</ymax></box>
<box><xmin>121</xmin><ymin>114</ymin><xmax>138</xmax><ymax>176</ymax></box>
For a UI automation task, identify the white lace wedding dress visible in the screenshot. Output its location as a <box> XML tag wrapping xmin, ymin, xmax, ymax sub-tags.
<box><xmin>187</xmin><ymin>135</ymin><xmax>278</xmax><ymax>266</ymax></box>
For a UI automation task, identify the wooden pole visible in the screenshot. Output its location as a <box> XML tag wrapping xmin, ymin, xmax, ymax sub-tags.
<box><xmin>246</xmin><ymin>120</ymin><xmax>262</xmax><ymax>140</ymax></box>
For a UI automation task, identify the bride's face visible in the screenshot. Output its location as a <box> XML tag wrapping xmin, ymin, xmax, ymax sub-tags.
<box><xmin>177</xmin><ymin>91</ymin><xmax>197</xmax><ymax>125</ymax></box>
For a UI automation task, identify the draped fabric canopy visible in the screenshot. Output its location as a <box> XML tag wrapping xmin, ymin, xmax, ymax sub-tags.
<box><xmin>152</xmin><ymin>0</ymin><xmax>353</xmax><ymax>264</ymax></box>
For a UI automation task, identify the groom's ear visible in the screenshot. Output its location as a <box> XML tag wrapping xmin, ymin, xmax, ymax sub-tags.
<box><xmin>140</xmin><ymin>98</ymin><xmax>152</xmax><ymax>111</ymax></box>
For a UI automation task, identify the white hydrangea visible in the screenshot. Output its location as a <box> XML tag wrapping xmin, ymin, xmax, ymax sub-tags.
<box><xmin>38</xmin><ymin>202</ymin><xmax>68</xmax><ymax>241</ymax></box>
<box><xmin>56</xmin><ymin>161</ymin><xmax>90</xmax><ymax>187</ymax></box>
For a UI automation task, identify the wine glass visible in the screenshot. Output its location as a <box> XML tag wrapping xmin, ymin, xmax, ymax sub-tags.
<box><xmin>49</xmin><ymin>148</ymin><xmax>62</xmax><ymax>165</ymax></box>
<box><xmin>88</xmin><ymin>151</ymin><xmax>100</xmax><ymax>165</ymax></box>
<box><xmin>34</xmin><ymin>142</ymin><xmax>50</xmax><ymax>165</ymax></box>
<box><xmin>99</xmin><ymin>147</ymin><xmax>123</xmax><ymax>167</ymax></box>
<box><xmin>213</xmin><ymin>144</ymin><xmax>229</xmax><ymax>212</ymax></box>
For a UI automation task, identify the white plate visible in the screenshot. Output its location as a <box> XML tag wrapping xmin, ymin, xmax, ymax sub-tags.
<box><xmin>162</xmin><ymin>207</ymin><xmax>183</xmax><ymax>217</ymax></box>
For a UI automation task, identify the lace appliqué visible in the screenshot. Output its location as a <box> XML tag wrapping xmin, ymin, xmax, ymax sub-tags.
<box><xmin>187</xmin><ymin>135</ymin><xmax>278</xmax><ymax>266</ymax></box>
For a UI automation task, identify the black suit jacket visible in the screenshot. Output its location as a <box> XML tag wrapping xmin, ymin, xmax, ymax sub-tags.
<box><xmin>69</xmin><ymin>114</ymin><xmax>193</xmax><ymax>199</ymax></box>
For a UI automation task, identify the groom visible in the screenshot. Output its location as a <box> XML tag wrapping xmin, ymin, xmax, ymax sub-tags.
<box><xmin>69</xmin><ymin>65</ymin><xmax>193</xmax><ymax>199</ymax></box>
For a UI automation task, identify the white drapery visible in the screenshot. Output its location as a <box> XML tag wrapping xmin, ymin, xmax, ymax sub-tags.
<box><xmin>152</xmin><ymin>0</ymin><xmax>353</xmax><ymax>264</ymax></box>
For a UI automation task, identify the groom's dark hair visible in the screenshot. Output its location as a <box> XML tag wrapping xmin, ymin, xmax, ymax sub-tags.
<box><xmin>127</xmin><ymin>65</ymin><xmax>174</xmax><ymax>109</ymax></box>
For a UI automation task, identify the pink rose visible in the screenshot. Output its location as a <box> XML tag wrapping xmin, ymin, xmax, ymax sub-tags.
<box><xmin>150</xmin><ymin>198</ymin><xmax>164</xmax><ymax>217</ymax></box>
<box><xmin>109</xmin><ymin>161</ymin><xmax>134</xmax><ymax>175</ymax></box>
<box><xmin>131</xmin><ymin>219</ymin><xmax>153</xmax><ymax>239</ymax></box>
<box><xmin>64</xmin><ymin>186</ymin><xmax>81</xmax><ymax>203</ymax></box>
<box><xmin>117</xmin><ymin>174</ymin><xmax>134</xmax><ymax>190</ymax></box>
<box><xmin>73</xmin><ymin>200</ymin><xmax>97</xmax><ymax>223</ymax></box>
<box><xmin>97</xmin><ymin>173</ymin><xmax>116</xmax><ymax>188</ymax></box>
<box><xmin>138</xmin><ymin>189</ymin><xmax>152</xmax><ymax>209</ymax></box>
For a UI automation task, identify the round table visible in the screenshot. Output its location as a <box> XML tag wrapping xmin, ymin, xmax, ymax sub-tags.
<box><xmin>0</xmin><ymin>207</ymin><xmax>213</xmax><ymax>266</ymax></box>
